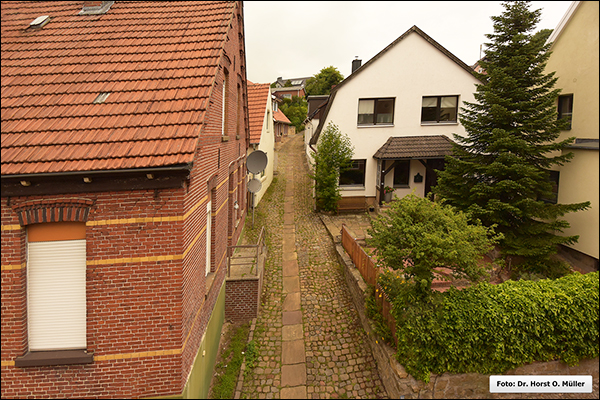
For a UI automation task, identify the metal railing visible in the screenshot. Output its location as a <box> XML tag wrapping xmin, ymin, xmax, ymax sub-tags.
<box><xmin>227</xmin><ymin>226</ymin><xmax>266</xmax><ymax>277</ymax></box>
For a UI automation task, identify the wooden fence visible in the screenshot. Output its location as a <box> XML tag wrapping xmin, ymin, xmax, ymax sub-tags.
<box><xmin>340</xmin><ymin>224</ymin><xmax>397</xmax><ymax>345</ymax></box>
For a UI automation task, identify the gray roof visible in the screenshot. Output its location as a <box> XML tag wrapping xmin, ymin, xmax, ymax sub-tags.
<box><xmin>373</xmin><ymin>135</ymin><xmax>455</xmax><ymax>159</ymax></box>
<box><xmin>566</xmin><ymin>138</ymin><xmax>599</xmax><ymax>150</ymax></box>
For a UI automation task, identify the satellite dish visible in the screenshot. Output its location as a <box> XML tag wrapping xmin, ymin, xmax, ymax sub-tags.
<box><xmin>247</xmin><ymin>150</ymin><xmax>268</xmax><ymax>174</ymax></box>
<box><xmin>247</xmin><ymin>178</ymin><xmax>262</xmax><ymax>193</ymax></box>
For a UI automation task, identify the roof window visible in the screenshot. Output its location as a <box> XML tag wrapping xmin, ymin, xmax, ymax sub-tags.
<box><xmin>93</xmin><ymin>92</ymin><xmax>110</xmax><ymax>104</ymax></box>
<box><xmin>79</xmin><ymin>1</ymin><xmax>114</xmax><ymax>16</ymax></box>
<box><xmin>30</xmin><ymin>15</ymin><xmax>51</xmax><ymax>29</ymax></box>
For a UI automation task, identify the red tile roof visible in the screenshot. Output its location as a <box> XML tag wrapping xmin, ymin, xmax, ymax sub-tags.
<box><xmin>247</xmin><ymin>82</ymin><xmax>270</xmax><ymax>145</ymax></box>
<box><xmin>1</xmin><ymin>1</ymin><xmax>236</xmax><ymax>176</ymax></box>
<box><xmin>273</xmin><ymin>109</ymin><xmax>291</xmax><ymax>125</ymax></box>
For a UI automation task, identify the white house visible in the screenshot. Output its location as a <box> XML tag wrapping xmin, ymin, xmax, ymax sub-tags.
<box><xmin>308</xmin><ymin>25</ymin><xmax>481</xmax><ymax>211</ymax></box>
<box><xmin>247</xmin><ymin>82</ymin><xmax>275</xmax><ymax>207</ymax></box>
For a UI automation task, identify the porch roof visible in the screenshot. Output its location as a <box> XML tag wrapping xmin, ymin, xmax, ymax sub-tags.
<box><xmin>373</xmin><ymin>135</ymin><xmax>455</xmax><ymax>160</ymax></box>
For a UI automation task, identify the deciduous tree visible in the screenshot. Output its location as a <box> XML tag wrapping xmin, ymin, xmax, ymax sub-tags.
<box><xmin>368</xmin><ymin>195</ymin><xmax>500</xmax><ymax>300</ymax></box>
<box><xmin>309</xmin><ymin>122</ymin><xmax>353</xmax><ymax>212</ymax></box>
<box><xmin>305</xmin><ymin>66</ymin><xmax>344</xmax><ymax>96</ymax></box>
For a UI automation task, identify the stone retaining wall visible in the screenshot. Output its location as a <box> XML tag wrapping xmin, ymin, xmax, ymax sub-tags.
<box><xmin>334</xmin><ymin>243</ymin><xmax>599</xmax><ymax>399</ymax></box>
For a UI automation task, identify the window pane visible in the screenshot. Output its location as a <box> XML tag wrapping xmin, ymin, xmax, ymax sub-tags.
<box><xmin>358</xmin><ymin>100</ymin><xmax>374</xmax><ymax>124</ymax></box>
<box><xmin>421</xmin><ymin>106</ymin><xmax>437</xmax><ymax>122</ymax></box>
<box><xmin>558</xmin><ymin>94</ymin><xmax>573</xmax><ymax>129</ymax></box>
<box><xmin>393</xmin><ymin>161</ymin><xmax>410</xmax><ymax>186</ymax></box>
<box><xmin>439</xmin><ymin>96</ymin><xmax>458</xmax><ymax>121</ymax></box>
<box><xmin>440</xmin><ymin>96</ymin><xmax>457</xmax><ymax>108</ymax></box>
<box><xmin>421</xmin><ymin>97</ymin><xmax>437</xmax><ymax>122</ymax></box>
<box><xmin>340</xmin><ymin>160</ymin><xmax>366</xmax><ymax>186</ymax></box>
<box><xmin>375</xmin><ymin>99</ymin><xmax>394</xmax><ymax>123</ymax></box>
<box><xmin>422</xmin><ymin>97</ymin><xmax>438</xmax><ymax>107</ymax></box>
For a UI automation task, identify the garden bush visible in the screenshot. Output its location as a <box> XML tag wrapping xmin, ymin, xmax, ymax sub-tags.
<box><xmin>389</xmin><ymin>271</ymin><xmax>599</xmax><ymax>382</ymax></box>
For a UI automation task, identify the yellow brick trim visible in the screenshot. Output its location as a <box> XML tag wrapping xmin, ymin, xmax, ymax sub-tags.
<box><xmin>216</xmin><ymin>178</ymin><xmax>228</xmax><ymax>191</ymax></box>
<box><xmin>182</xmin><ymin>226</ymin><xmax>207</xmax><ymax>258</ymax></box>
<box><xmin>94</xmin><ymin>348</ymin><xmax>182</xmax><ymax>362</ymax></box>
<box><xmin>86</xmin><ymin>216</ymin><xmax>183</xmax><ymax>227</ymax></box>
<box><xmin>183</xmin><ymin>195</ymin><xmax>208</xmax><ymax>220</ymax></box>
<box><xmin>215</xmin><ymin>198</ymin><xmax>228</xmax><ymax>216</ymax></box>
<box><xmin>1</xmin><ymin>360</ymin><xmax>15</xmax><ymax>367</ymax></box>
<box><xmin>1</xmin><ymin>263</ymin><xmax>25</xmax><ymax>271</ymax></box>
<box><xmin>1</xmin><ymin>224</ymin><xmax>22</xmax><ymax>231</ymax></box>
<box><xmin>87</xmin><ymin>254</ymin><xmax>183</xmax><ymax>266</ymax></box>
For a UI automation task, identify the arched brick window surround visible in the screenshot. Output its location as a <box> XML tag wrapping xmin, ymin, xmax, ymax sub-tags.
<box><xmin>12</xmin><ymin>198</ymin><xmax>94</xmax><ymax>226</ymax></box>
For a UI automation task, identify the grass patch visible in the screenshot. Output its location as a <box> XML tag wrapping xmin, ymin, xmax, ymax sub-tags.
<box><xmin>209</xmin><ymin>322</ymin><xmax>250</xmax><ymax>399</ymax></box>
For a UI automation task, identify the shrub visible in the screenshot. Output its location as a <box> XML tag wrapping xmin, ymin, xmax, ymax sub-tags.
<box><xmin>368</xmin><ymin>194</ymin><xmax>501</xmax><ymax>300</ymax></box>
<box><xmin>391</xmin><ymin>271</ymin><xmax>599</xmax><ymax>382</ymax></box>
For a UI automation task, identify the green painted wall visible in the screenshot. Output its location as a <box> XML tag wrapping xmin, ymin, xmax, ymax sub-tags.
<box><xmin>153</xmin><ymin>282</ymin><xmax>225</xmax><ymax>399</ymax></box>
<box><xmin>184</xmin><ymin>282</ymin><xmax>226</xmax><ymax>399</ymax></box>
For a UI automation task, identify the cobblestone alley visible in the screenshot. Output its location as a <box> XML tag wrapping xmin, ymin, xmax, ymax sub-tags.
<box><xmin>239</xmin><ymin>133</ymin><xmax>388</xmax><ymax>399</ymax></box>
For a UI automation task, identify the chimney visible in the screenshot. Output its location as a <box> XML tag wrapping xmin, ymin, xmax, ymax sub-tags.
<box><xmin>351</xmin><ymin>57</ymin><xmax>362</xmax><ymax>74</ymax></box>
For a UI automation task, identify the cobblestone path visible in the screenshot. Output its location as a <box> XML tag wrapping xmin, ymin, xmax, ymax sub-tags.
<box><xmin>240</xmin><ymin>133</ymin><xmax>388</xmax><ymax>399</ymax></box>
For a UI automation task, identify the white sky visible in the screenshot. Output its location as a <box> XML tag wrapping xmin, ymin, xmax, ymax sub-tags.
<box><xmin>243</xmin><ymin>1</ymin><xmax>573</xmax><ymax>84</ymax></box>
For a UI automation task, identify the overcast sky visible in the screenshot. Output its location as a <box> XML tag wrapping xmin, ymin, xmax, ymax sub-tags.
<box><xmin>243</xmin><ymin>1</ymin><xmax>573</xmax><ymax>84</ymax></box>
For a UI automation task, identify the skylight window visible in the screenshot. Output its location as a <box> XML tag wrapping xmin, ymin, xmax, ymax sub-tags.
<box><xmin>79</xmin><ymin>1</ymin><xmax>115</xmax><ymax>16</ymax></box>
<box><xmin>30</xmin><ymin>15</ymin><xmax>50</xmax><ymax>29</ymax></box>
<box><xmin>93</xmin><ymin>92</ymin><xmax>110</xmax><ymax>104</ymax></box>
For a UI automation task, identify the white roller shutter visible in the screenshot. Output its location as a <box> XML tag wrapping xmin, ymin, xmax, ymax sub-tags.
<box><xmin>27</xmin><ymin>239</ymin><xmax>87</xmax><ymax>351</ymax></box>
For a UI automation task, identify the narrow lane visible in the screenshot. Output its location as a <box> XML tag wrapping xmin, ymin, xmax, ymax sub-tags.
<box><xmin>241</xmin><ymin>132</ymin><xmax>388</xmax><ymax>399</ymax></box>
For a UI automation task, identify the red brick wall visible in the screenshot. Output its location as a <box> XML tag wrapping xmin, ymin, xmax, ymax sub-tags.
<box><xmin>178</xmin><ymin>1</ymin><xmax>249</xmax><ymax>389</ymax></box>
<box><xmin>1</xmin><ymin>2</ymin><xmax>249</xmax><ymax>397</ymax></box>
<box><xmin>225</xmin><ymin>278</ymin><xmax>260</xmax><ymax>322</ymax></box>
<box><xmin>1</xmin><ymin>189</ymin><xmax>185</xmax><ymax>398</ymax></box>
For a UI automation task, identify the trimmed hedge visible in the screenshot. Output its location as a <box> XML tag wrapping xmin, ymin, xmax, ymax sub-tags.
<box><xmin>392</xmin><ymin>272</ymin><xmax>599</xmax><ymax>382</ymax></box>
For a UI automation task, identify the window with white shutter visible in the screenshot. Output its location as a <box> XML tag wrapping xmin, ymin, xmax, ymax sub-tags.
<box><xmin>26</xmin><ymin>222</ymin><xmax>87</xmax><ymax>351</ymax></box>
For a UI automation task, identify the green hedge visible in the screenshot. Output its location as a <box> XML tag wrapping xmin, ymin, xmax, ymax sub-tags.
<box><xmin>391</xmin><ymin>272</ymin><xmax>599</xmax><ymax>382</ymax></box>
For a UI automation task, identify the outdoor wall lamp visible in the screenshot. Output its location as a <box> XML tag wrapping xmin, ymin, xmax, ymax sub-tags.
<box><xmin>234</xmin><ymin>201</ymin><xmax>239</xmax><ymax>210</ymax></box>
<box><xmin>414</xmin><ymin>173</ymin><xmax>423</xmax><ymax>183</ymax></box>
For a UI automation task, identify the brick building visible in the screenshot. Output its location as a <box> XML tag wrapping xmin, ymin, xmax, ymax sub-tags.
<box><xmin>1</xmin><ymin>1</ymin><xmax>249</xmax><ymax>398</ymax></box>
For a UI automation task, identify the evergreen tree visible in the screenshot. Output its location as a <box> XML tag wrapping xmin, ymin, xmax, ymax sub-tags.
<box><xmin>434</xmin><ymin>1</ymin><xmax>589</xmax><ymax>275</ymax></box>
<box><xmin>279</xmin><ymin>95</ymin><xmax>307</xmax><ymax>132</ymax></box>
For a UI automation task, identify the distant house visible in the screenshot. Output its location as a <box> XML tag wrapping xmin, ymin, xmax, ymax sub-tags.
<box><xmin>308</xmin><ymin>25</ymin><xmax>480</xmax><ymax>211</ymax></box>
<box><xmin>273</xmin><ymin>106</ymin><xmax>293</xmax><ymax>142</ymax></box>
<box><xmin>271</xmin><ymin>76</ymin><xmax>311</xmax><ymax>99</ymax></box>
<box><xmin>1</xmin><ymin>1</ymin><xmax>249</xmax><ymax>398</ymax></box>
<box><xmin>247</xmin><ymin>82</ymin><xmax>275</xmax><ymax>206</ymax></box>
<box><xmin>545</xmin><ymin>1</ymin><xmax>599</xmax><ymax>270</ymax></box>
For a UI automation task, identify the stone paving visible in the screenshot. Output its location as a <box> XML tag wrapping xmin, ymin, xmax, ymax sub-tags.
<box><xmin>239</xmin><ymin>133</ymin><xmax>387</xmax><ymax>399</ymax></box>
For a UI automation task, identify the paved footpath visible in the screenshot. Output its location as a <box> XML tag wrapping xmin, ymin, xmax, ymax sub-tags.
<box><xmin>240</xmin><ymin>133</ymin><xmax>388</xmax><ymax>399</ymax></box>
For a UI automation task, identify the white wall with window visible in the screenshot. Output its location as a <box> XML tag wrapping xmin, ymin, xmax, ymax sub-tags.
<box><xmin>316</xmin><ymin>29</ymin><xmax>479</xmax><ymax>199</ymax></box>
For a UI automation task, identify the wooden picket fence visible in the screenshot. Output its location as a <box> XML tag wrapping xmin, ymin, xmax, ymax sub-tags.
<box><xmin>340</xmin><ymin>224</ymin><xmax>397</xmax><ymax>346</ymax></box>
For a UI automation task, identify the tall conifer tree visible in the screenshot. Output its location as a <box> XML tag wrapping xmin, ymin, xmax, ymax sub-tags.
<box><xmin>434</xmin><ymin>1</ymin><xmax>589</xmax><ymax>274</ymax></box>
